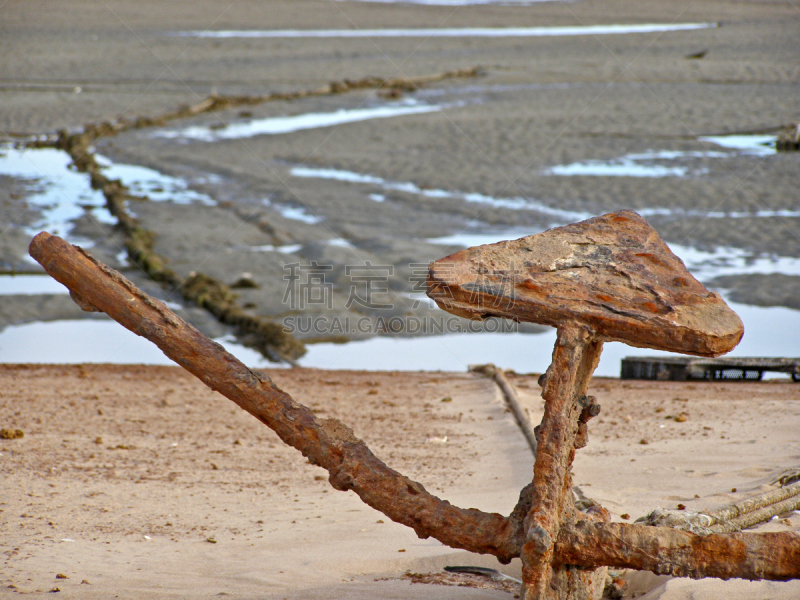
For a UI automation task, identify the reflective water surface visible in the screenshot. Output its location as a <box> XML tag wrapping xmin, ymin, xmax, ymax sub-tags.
<box><xmin>0</xmin><ymin>144</ymin><xmax>113</xmax><ymax>243</ymax></box>
<box><xmin>155</xmin><ymin>102</ymin><xmax>441</xmax><ymax>142</ymax></box>
<box><xmin>0</xmin><ymin>299</ymin><xmax>795</xmax><ymax>379</ymax></box>
<box><xmin>178</xmin><ymin>23</ymin><xmax>716</xmax><ymax>39</ymax></box>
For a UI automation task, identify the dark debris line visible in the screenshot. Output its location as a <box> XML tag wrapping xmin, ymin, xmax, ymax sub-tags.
<box><xmin>23</xmin><ymin>67</ymin><xmax>485</xmax><ymax>363</ymax></box>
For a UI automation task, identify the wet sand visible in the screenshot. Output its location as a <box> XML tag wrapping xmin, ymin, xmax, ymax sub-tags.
<box><xmin>2</xmin><ymin>0</ymin><xmax>800</xmax><ymax>345</ymax></box>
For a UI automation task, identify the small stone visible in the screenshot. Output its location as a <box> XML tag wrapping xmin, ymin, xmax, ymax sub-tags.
<box><xmin>398</xmin><ymin>548</ymin><xmax>406</xmax><ymax>552</ymax></box>
<box><xmin>677</xmin><ymin>504</ymin><xmax>686</xmax><ymax>510</ymax></box>
<box><xmin>55</xmin><ymin>574</ymin><xmax>68</xmax><ymax>579</ymax></box>
<box><xmin>639</xmin><ymin>439</ymin><xmax>649</xmax><ymax>445</ymax></box>
<box><xmin>230</xmin><ymin>274</ymin><xmax>259</xmax><ymax>289</ymax></box>
<box><xmin>620</xmin><ymin>513</ymin><xmax>630</xmax><ymax>520</ymax></box>
<box><xmin>206</xmin><ymin>537</ymin><xmax>217</xmax><ymax>543</ymax></box>
<box><xmin>604</xmin><ymin>575</ymin><xmax>629</xmax><ymax>600</ymax></box>
<box><xmin>441</xmin><ymin>396</ymin><xmax>453</xmax><ymax>403</ymax></box>
<box><xmin>0</xmin><ymin>428</ymin><xmax>24</xmax><ymax>440</ymax></box>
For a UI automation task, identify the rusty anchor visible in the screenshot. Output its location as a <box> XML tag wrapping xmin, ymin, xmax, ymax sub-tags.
<box><xmin>28</xmin><ymin>210</ymin><xmax>798</xmax><ymax>600</ymax></box>
<box><xmin>427</xmin><ymin>210</ymin><xmax>746</xmax><ymax>598</ymax></box>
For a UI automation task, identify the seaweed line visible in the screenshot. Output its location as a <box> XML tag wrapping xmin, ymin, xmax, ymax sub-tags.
<box><xmin>21</xmin><ymin>67</ymin><xmax>485</xmax><ymax>363</ymax></box>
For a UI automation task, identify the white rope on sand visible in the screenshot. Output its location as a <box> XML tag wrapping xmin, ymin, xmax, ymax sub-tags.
<box><xmin>639</xmin><ymin>479</ymin><xmax>800</xmax><ymax>534</ymax></box>
<box><xmin>470</xmin><ymin>363</ymin><xmax>800</xmax><ymax>535</ymax></box>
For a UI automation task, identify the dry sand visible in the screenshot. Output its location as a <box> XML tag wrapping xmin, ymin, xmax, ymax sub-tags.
<box><xmin>1</xmin><ymin>364</ymin><xmax>798</xmax><ymax>598</ymax></box>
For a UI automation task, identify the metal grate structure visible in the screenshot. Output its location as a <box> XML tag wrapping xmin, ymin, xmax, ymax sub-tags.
<box><xmin>621</xmin><ymin>356</ymin><xmax>800</xmax><ymax>382</ymax></box>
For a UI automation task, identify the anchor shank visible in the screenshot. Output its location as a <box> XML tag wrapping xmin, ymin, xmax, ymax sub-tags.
<box><xmin>521</xmin><ymin>323</ymin><xmax>604</xmax><ymax>599</ymax></box>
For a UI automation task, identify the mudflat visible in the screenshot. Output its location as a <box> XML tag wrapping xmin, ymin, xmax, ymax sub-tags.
<box><xmin>1</xmin><ymin>0</ymin><xmax>799</xmax><ymax>342</ymax></box>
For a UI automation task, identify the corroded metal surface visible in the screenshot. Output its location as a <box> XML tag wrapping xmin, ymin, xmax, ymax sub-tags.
<box><xmin>557</xmin><ymin>522</ymin><xmax>800</xmax><ymax>581</ymax></box>
<box><xmin>519</xmin><ymin>324</ymin><xmax>607</xmax><ymax>599</ymax></box>
<box><xmin>427</xmin><ymin>210</ymin><xmax>743</xmax><ymax>357</ymax></box>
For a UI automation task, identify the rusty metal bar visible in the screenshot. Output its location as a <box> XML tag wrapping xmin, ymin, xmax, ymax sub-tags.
<box><xmin>557</xmin><ymin>521</ymin><xmax>800</xmax><ymax>581</ymax></box>
<box><xmin>28</xmin><ymin>231</ymin><xmax>521</xmax><ymax>562</ymax></box>
<box><xmin>29</xmin><ymin>231</ymin><xmax>800</xmax><ymax>598</ymax></box>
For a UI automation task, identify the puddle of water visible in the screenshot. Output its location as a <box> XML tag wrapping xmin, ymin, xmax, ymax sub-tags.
<box><xmin>115</xmin><ymin>249</ymin><xmax>131</xmax><ymax>267</ymax></box>
<box><xmin>155</xmin><ymin>103</ymin><xmax>441</xmax><ymax>142</ymax></box>
<box><xmin>335</xmin><ymin>0</ymin><xmax>557</xmax><ymax>5</ymax></box>
<box><xmin>640</xmin><ymin>207</ymin><xmax>800</xmax><ymax>219</ymax></box>
<box><xmin>0</xmin><ymin>319</ymin><xmax>177</xmax><ymax>365</ymax></box>
<box><xmin>0</xmin><ymin>274</ymin><xmax>185</xmax><ymax>310</ymax></box>
<box><xmin>699</xmin><ymin>135</ymin><xmax>777</xmax><ymax>157</ymax></box>
<box><xmin>328</xmin><ymin>238</ymin><xmax>355</xmax><ymax>248</ymax></box>
<box><xmin>291</xmin><ymin>165</ymin><xmax>591</xmax><ymax>221</ymax></box>
<box><xmin>599</xmin><ymin>300</ymin><xmax>800</xmax><ymax>378</ymax></box>
<box><xmin>548</xmin><ymin>136</ymin><xmax>777</xmax><ymax>178</ymax></box>
<box><xmin>277</xmin><ymin>206</ymin><xmax>324</xmax><ymax>224</ymax></box>
<box><xmin>295</xmin><ymin>144</ymin><xmax>796</xmax><ymax>224</ymax></box>
<box><xmin>0</xmin><ymin>275</ymin><xmax>69</xmax><ymax>295</ymax></box>
<box><xmin>549</xmin><ymin>157</ymin><xmax>692</xmax><ymax>178</ymax></box>
<box><xmin>95</xmin><ymin>155</ymin><xmax>215</xmax><ymax>206</ymax></box>
<box><xmin>291</xmin><ymin>166</ymin><xmax>385</xmax><ymax>186</ymax></box>
<box><xmin>669</xmin><ymin>244</ymin><xmax>800</xmax><ymax>279</ymax></box>
<box><xmin>0</xmin><ymin>319</ymin><xmax>232</xmax><ymax>365</ymax></box>
<box><xmin>296</xmin><ymin>298</ymin><xmax>799</xmax><ymax>375</ymax></box>
<box><xmin>251</xmin><ymin>243</ymin><xmax>304</xmax><ymax>254</ymax></box>
<box><xmin>293</xmin><ymin>162</ymin><xmax>799</xmax><ymax>233</ymax></box>
<box><xmin>417</xmin><ymin>82</ymin><xmax>590</xmax><ymax>102</ymax></box>
<box><xmin>0</xmin><ymin>144</ymin><xmax>114</xmax><ymax>242</ymax></box>
<box><xmin>0</xmin><ymin>299</ymin><xmax>795</xmax><ymax>376</ymax></box>
<box><xmin>462</xmin><ymin>192</ymin><xmax>590</xmax><ymax>220</ymax></box>
<box><xmin>178</xmin><ymin>23</ymin><xmax>716</xmax><ymax>39</ymax></box>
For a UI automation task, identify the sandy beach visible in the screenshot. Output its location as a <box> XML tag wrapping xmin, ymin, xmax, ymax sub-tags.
<box><xmin>1</xmin><ymin>364</ymin><xmax>799</xmax><ymax>598</ymax></box>
<box><xmin>1</xmin><ymin>0</ymin><xmax>799</xmax><ymax>597</ymax></box>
